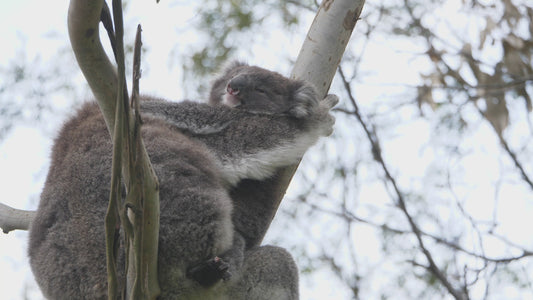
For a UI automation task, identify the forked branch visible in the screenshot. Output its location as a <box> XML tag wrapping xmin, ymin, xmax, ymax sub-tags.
<box><xmin>69</xmin><ymin>0</ymin><xmax>160</xmax><ymax>298</ymax></box>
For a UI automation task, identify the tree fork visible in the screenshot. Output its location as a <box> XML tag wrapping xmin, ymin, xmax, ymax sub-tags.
<box><xmin>68</xmin><ymin>0</ymin><xmax>161</xmax><ymax>298</ymax></box>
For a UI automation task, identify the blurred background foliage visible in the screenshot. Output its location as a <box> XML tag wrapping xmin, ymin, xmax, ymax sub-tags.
<box><xmin>1</xmin><ymin>0</ymin><xmax>532</xmax><ymax>299</ymax></box>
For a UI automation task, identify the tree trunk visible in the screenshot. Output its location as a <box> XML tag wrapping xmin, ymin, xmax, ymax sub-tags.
<box><xmin>265</xmin><ymin>0</ymin><xmax>365</xmax><ymax>236</ymax></box>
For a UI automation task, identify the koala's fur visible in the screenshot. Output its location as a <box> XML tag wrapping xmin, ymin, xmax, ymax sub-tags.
<box><xmin>28</xmin><ymin>61</ymin><xmax>337</xmax><ymax>299</ymax></box>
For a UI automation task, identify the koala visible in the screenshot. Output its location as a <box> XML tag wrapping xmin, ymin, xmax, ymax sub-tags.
<box><xmin>207</xmin><ymin>62</ymin><xmax>333</xmax><ymax>249</ymax></box>
<box><xmin>28</xmin><ymin>61</ymin><xmax>338</xmax><ymax>299</ymax></box>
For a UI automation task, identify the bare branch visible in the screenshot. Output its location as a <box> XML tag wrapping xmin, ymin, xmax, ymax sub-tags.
<box><xmin>132</xmin><ymin>25</ymin><xmax>142</xmax><ymax>111</ymax></box>
<box><xmin>338</xmin><ymin>65</ymin><xmax>467</xmax><ymax>300</ymax></box>
<box><xmin>69</xmin><ymin>1</ymin><xmax>160</xmax><ymax>298</ymax></box>
<box><xmin>286</xmin><ymin>0</ymin><xmax>316</xmax><ymax>12</ymax></box>
<box><xmin>399</xmin><ymin>0</ymin><xmax>533</xmax><ymax>192</ymax></box>
<box><xmin>495</xmin><ymin>126</ymin><xmax>533</xmax><ymax>189</ymax></box>
<box><xmin>124</xmin><ymin>23</ymin><xmax>160</xmax><ymax>300</ymax></box>
<box><xmin>0</xmin><ymin>203</ymin><xmax>35</xmax><ymax>233</ymax></box>
<box><xmin>266</xmin><ymin>0</ymin><xmax>366</xmax><ymax>236</ymax></box>
<box><xmin>290</xmin><ymin>0</ymin><xmax>364</xmax><ymax>98</ymax></box>
<box><xmin>68</xmin><ymin>0</ymin><xmax>118</xmax><ymax>134</ymax></box>
<box><xmin>423</xmin><ymin>55</ymin><xmax>533</xmax><ymax>191</ymax></box>
<box><xmin>302</xmin><ymin>197</ymin><xmax>533</xmax><ymax>266</ymax></box>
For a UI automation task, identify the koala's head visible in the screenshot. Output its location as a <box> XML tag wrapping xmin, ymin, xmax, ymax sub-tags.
<box><xmin>209</xmin><ymin>61</ymin><xmax>318</xmax><ymax>117</ymax></box>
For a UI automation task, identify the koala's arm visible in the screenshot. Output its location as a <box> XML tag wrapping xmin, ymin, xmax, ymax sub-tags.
<box><xmin>142</xmin><ymin>95</ymin><xmax>337</xmax><ymax>186</ymax></box>
<box><xmin>141</xmin><ymin>99</ymin><xmax>236</xmax><ymax>135</ymax></box>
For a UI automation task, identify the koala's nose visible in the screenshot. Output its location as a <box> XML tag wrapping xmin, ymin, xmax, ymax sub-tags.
<box><xmin>227</xmin><ymin>75</ymin><xmax>248</xmax><ymax>95</ymax></box>
<box><xmin>227</xmin><ymin>84</ymin><xmax>239</xmax><ymax>96</ymax></box>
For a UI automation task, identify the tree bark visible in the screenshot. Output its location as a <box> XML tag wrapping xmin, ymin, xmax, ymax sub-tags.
<box><xmin>0</xmin><ymin>203</ymin><xmax>35</xmax><ymax>233</ymax></box>
<box><xmin>68</xmin><ymin>1</ymin><xmax>161</xmax><ymax>298</ymax></box>
<box><xmin>266</xmin><ymin>0</ymin><xmax>365</xmax><ymax>232</ymax></box>
<box><xmin>68</xmin><ymin>0</ymin><xmax>118</xmax><ymax>135</ymax></box>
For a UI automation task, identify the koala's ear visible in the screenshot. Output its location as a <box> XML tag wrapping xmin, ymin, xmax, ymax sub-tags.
<box><xmin>221</xmin><ymin>60</ymin><xmax>249</xmax><ymax>75</ymax></box>
<box><xmin>209</xmin><ymin>61</ymin><xmax>250</xmax><ymax>105</ymax></box>
<box><xmin>289</xmin><ymin>82</ymin><xmax>319</xmax><ymax>118</ymax></box>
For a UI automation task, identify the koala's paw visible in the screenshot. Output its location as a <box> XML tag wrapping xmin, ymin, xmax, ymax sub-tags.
<box><xmin>322</xmin><ymin>94</ymin><xmax>339</xmax><ymax>110</ymax></box>
<box><xmin>187</xmin><ymin>256</ymin><xmax>231</xmax><ymax>287</ymax></box>
<box><xmin>316</xmin><ymin>94</ymin><xmax>339</xmax><ymax>136</ymax></box>
<box><xmin>289</xmin><ymin>84</ymin><xmax>320</xmax><ymax>118</ymax></box>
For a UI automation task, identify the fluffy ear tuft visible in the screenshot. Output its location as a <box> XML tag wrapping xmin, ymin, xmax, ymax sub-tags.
<box><xmin>289</xmin><ymin>83</ymin><xmax>319</xmax><ymax>118</ymax></box>
<box><xmin>209</xmin><ymin>60</ymin><xmax>250</xmax><ymax>105</ymax></box>
<box><xmin>222</xmin><ymin>60</ymin><xmax>248</xmax><ymax>73</ymax></box>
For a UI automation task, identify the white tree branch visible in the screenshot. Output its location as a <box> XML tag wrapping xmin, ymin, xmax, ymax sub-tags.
<box><xmin>1</xmin><ymin>0</ymin><xmax>114</xmax><ymax>235</ymax></box>
<box><xmin>268</xmin><ymin>0</ymin><xmax>365</xmax><ymax>219</ymax></box>
<box><xmin>0</xmin><ymin>203</ymin><xmax>35</xmax><ymax>233</ymax></box>
<box><xmin>68</xmin><ymin>0</ymin><xmax>118</xmax><ymax>135</ymax></box>
<box><xmin>291</xmin><ymin>0</ymin><xmax>365</xmax><ymax>97</ymax></box>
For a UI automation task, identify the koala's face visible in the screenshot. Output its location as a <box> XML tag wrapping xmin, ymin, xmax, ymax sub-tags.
<box><xmin>209</xmin><ymin>61</ymin><xmax>317</xmax><ymax>116</ymax></box>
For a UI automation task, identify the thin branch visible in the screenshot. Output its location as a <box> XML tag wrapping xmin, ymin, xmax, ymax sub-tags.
<box><xmin>0</xmin><ymin>203</ymin><xmax>35</xmax><ymax>233</ymax></box>
<box><xmin>100</xmin><ymin>1</ymin><xmax>118</xmax><ymax>61</ymax></box>
<box><xmin>496</xmin><ymin>133</ymin><xmax>533</xmax><ymax>189</ymax></box>
<box><xmin>286</xmin><ymin>0</ymin><xmax>315</xmax><ymax>12</ymax></box>
<box><xmin>105</xmin><ymin>0</ymin><xmax>128</xmax><ymax>297</ymax></box>
<box><xmin>105</xmin><ymin>75</ymin><xmax>124</xmax><ymax>298</ymax></box>
<box><xmin>262</xmin><ymin>0</ymin><xmax>366</xmax><ymax>242</ymax></box>
<box><xmin>75</xmin><ymin>0</ymin><xmax>160</xmax><ymax>297</ymax></box>
<box><xmin>399</xmin><ymin>0</ymin><xmax>533</xmax><ymax>192</ymax></box>
<box><xmin>472</xmin><ymin>105</ymin><xmax>533</xmax><ymax>190</ymax></box>
<box><xmin>446</xmin><ymin>169</ymin><xmax>488</xmax><ymax>261</ymax></box>
<box><xmin>68</xmin><ymin>0</ymin><xmax>118</xmax><ymax>133</ymax></box>
<box><xmin>338</xmin><ymin>65</ymin><xmax>467</xmax><ymax>300</ymax></box>
<box><xmin>132</xmin><ymin>24</ymin><xmax>142</xmax><ymax>111</ymax></box>
<box><xmin>422</xmin><ymin>51</ymin><xmax>533</xmax><ymax>191</ymax></box>
<box><xmin>299</xmin><ymin>198</ymin><xmax>533</xmax><ymax>265</ymax></box>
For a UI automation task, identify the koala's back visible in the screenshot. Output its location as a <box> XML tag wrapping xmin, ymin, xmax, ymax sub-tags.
<box><xmin>28</xmin><ymin>101</ymin><xmax>233</xmax><ymax>299</ymax></box>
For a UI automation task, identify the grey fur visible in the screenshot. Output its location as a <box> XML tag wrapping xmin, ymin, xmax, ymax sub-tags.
<box><xmin>28</xmin><ymin>62</ymin><xmax>337</xmax><ymax>299</ymax></box>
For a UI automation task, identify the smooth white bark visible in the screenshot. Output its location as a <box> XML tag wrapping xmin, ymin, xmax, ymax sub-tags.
<box><xmin>271</xmin><ymin>0</ymin><xmax>366</xmax><ymax>212</ymax></box>
<box><xmin>68</xmin><ymin>0</ymin><xmax>118</xmax><ymax>135</ymax></box>
<box><xmin>292</xmin><ymin>0</ymin><xmax>365</xmax><ymax>97</ymax></box>
<box><xmin>0</xmin><ymin>203</ymin><xmax>35</xmax><ymax>233</ymax></box>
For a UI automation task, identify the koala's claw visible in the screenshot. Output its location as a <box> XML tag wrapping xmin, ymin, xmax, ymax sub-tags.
<box><xmin>187</xmin><ymin>256</ymin><xmax>231</xmax><ymax>287</ymax></box>
<box><xmin>322</xmin><ymin>94</ymin><xmax>339</xmax><ymax>109</ymax></box>
<box><xmin>288</xmin><ymin>84</ymin><xmax>320</xmax><ymax>118</ymax></box>
<box><xmin>319</xmin><ymin>114</ymin><xmax>336</xmax><ymax>136</ymax></box>
<box><xmin>311</xmin><ymin>94</ymin><xmax>338</xmax><ymax>136</ymax></box>
<box><xmin>289</xmin><ymin>101</ymin><xmax>315</xmax><ymax>118</ymax></box>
